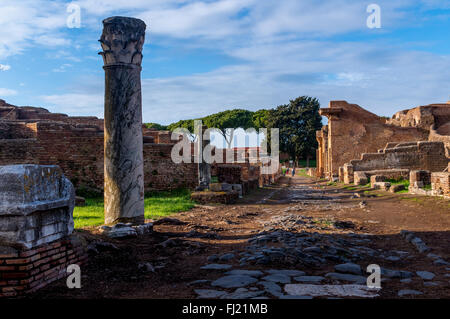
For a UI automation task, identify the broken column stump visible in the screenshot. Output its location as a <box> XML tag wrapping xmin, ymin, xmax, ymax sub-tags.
<box><xmin>99</xmin><ymin>16</ymin><xmax>146</xmax><ymax>225</ymax></box>
<box><xmin>0</xmin><ymin>165</ymin><xmax>87</xmax><ymax>298</ymax></box>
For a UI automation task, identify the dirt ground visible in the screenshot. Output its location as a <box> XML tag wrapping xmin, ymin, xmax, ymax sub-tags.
<box><xmin>31</xmin><ymin>175</ymin><xmax>450</xmax><ymax>299</ymax></box>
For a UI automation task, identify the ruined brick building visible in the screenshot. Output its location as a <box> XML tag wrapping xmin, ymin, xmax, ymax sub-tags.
<box><xmin>0</xmin><ymin>99</ymin><xmax>278</xmax><ymax>194</ymax></box>
<box><xmin>0</xmin><ymin>99</ymin><xmax>199</xmax><ymax>193</ymax></box>
<box><xmin>315</xmin><ymin>100</ymin><xmax>450</xmax><ymax>197</ymax></box>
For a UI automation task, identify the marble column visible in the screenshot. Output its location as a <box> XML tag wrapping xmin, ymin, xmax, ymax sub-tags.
<box><xmin>196</xmin><ymin>124</ymin><xmax>211</xmax><ymax>190</ymax></box>
<box><xmin>99</xmin><ymin>16</ymin><xmax>146</xmax><ymax>225</ymax></box>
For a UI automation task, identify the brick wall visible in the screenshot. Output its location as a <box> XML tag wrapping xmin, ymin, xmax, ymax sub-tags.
<box><xmin>431</xmin><ymin>172</ymin><xmax>450</xmax><ymax>197</ymax></box>
<box><xmin>0</xmin><ymin>122</ymin><xmax>198</xmax><ymax>192</ymax></box>
<box><xmin>317</xmin><ymin>101</ymin><xmax>430</xmax><ymax>178</ymax></box>
<box><xmin>0</xmin><ymin>235</ymin><xmax>87</xmax><ymax>298</ymax></box>
<box><xmin>143</xmin><ymin>143</ymin><xmax>197</xmax><ymax>191</ymax></box>
<box><xmin>349</xmin><ymin>141</ymin><xmax>449</xmax><ymax>173</ymax></box>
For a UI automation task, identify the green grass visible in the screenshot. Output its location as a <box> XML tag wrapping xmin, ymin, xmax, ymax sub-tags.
<box><xmin>73</xmin><ymin>188</ymin><xmax>195</xmax><ymax>229</ymax></box>
<box><xmin>386</xmin><ymin>178</ymin><xmax>410</xmax><ymax>187</ymax></box>
<box><xmin>297</xmin><ymin>168</ymin><xmax>310</xmax><ymax>177</ymax></box>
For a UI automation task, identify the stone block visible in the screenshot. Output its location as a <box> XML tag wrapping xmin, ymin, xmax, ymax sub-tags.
<box><xmin>409</xmin><ymin>170</ymin><xmax>431</xmax><ymax>188</ymax></box>
<box><xmin>0</xmin><ymin>165</ymin><xmax>75</xmax><ymax>249</ymax></box>
<box><xmin>343</xmin><ymin>164</ymin><xmax>354</xmax><ymax>184</ymax></box>
<box><xmin>372</xmin><ymin>182</ymin><xmax>391</xmax><ymax>191</ymax></box>
<box><xmin>431</xmin><ymin>172</ymin><xmax>450</xmax><ymax>197</ymax></box>
<box><xmin>209</xmin><ymin>183</ymin><xmax>222</xmax><ymax>192</ymax></box>
<box><xmin>221</xmin><ymin>183</ymin><xmax>233</xmax><ymax>192</ymax></box>
<box><xmin>354</xmin><ymin>172</ymin><xmax>368</xmax><ymax>185</ymax></box>
<box><xmin>231</xmin><ymin>184</ymin><xmax>243</xmax><ymax>198</ymax></box>
<box><xmin>390</xmin><ymin>184</ymin><xmax>405</xmax><ymax>193</ymax></box>
<box><xmin>191</xmin><ymin>190</ymin><xmax>239</xmax><ymax>205</ymax></box>
<box><xmin>370</xmin><ymin>175</ymin><xmax>386</xmax><ymax>185</ymax></box>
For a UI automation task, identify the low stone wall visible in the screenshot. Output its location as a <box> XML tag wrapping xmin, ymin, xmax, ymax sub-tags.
<box><xmin>429</xmin><ymin>124</ymin><xmax>450</xmax><ymax>157</ymax></box>
<box><xmin>215</xmin><ymin>165</ymin><xmax>242</xmax><ymax>184</ymax></box>
<box><xmin>431</xmin><ymin>172</ymin><xmax>450</xmax><ymax>198</ymax></box>
<box><xmin>0</xmin><ymin>164</ymin><xmax>87</xmax><ymax>297</ymax></box>
<box><xmin>408</xmin><ymin>170</ymin><xmax>450</xmax><ymax>198</ymax></box>
<box><xmin>343</xmin><ymin>141</ymin><xmax>449</xmax><ymax>184</ymax></box>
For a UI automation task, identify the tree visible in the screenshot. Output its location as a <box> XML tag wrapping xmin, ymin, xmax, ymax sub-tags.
<box><xmin>203</xmin><ymin>109</ymin><xmax>254</xmax><ymax>148</ymax></box>
<box><xmin>144</xmin><ymin>122</ymin><xmax>168</xmax><ymax>130</ymax></box>
<box><xmin>266</xmin><ymin>96</ymin><xmax>322</xmax><ymax>166</ymax></box>
<box><xmin>167</xmin><ymin>119</ymin><xmax>197</xmax><ymax>141</ymax></box>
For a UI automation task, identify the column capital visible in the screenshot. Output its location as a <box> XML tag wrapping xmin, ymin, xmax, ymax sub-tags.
<box><xmin>99</xmin><ymin>16</ymin><xmax>146</xmax><ymax>67</ymax></box>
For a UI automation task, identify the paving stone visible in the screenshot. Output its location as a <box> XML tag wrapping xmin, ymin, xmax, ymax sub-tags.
<box><xmin>195</xmin><ymin>289</ymin><xmax>227</xmax><ymax>299</ymax></box>
<box><xmin>225</xmin><ymin>269</ymin><xmax>264</xmax><ymax>277</ymax></box>
<box><xmin>222</xmin><ymin>288</ymin><xmax>264</xmax><ymax>299</ymax></box>
<box><xmin>423</xmin><ymin>281</ymin><xmax>440</xmax><ymax>287</ymax></box>
<box><xmin>262</xmin><ymin>274</ymin><xmax>291</xmax><ymax>284</ymax></box>
<box><xmin>325</xmin><ymin>272</ymin><xmax>366</xmax><ymax>284</ymax></box>
<box><xmin>187</xmin><ymin>279</ymin><xmax>210</xmax><ymax>286</ymax></box>
<box><xmin>219</xmin><ymin>253</ymin><xmax>235</xmax><ymax>262</ymax></box>
<box><xmin>426</xmin><ymin>253</ymin><xmax>441</xmax><ymax>260</ymax></box>
<box><xmin>400</xmin><ymin>279</ymin><xmax>412</xmax><ymax>283</ymax></box>
<box><xmin>284</xmin><ymin>284</ymin><xmax>379</xmax><ymax>298</ymax></box>
<box><xmin>107</xmin><ymin>226</ymin><xmax>137</xmax><ymax>238</ymax></box>
<box><xmin>279</xmin><ymin>295</ymin><xmax>314</xmax><ymax>299</ymax></box>
<box><xmin>334</xmin><ymin>263</ymin><xmax>362</xmax><ymax>275</ymax></box>
<box><xmin>259</xmin><ymin>281</ymin><xmax>283</xmax><ymax>297</ymax></box>
<box><xmin>266</xmin><ymin>269</ymin><xmax>306</xmax><ymax>276</ymax></box>
<box><xmin>211</xmin><ymin>275</ymin><xmax>258</xmax><ymax>288</ymax></box>
<box><xmin>433</xmin><ymin>259</ymin><xmax>449</xmax><ymax>266</ymax></box>
<box><xmin>385</xmin><ymin>256</ymin><xmax>401</xmax><ymax>262</ymax></box>
<box><xmin>381</xmin><ymin>268</ymin><xmax>413</xmax><ymax>279</ymax></box>
<box><xmin>200</xmin><ymin>264</ymin><xmax>232</xmax><ymax>270</ymax></box>
<box><xmin>207</xmin><ymin>255</ymin><xmax>219</xmax><ymax>262</ymax></box>
<box><xmin>416</xmin><ymin>271</ymin><xmax>435</xmax><ymax>280</ymax></box>
<box><xmin>293</xmin><ymin>276</ymin><xmax>325</xmax><ymax>283</ymax></box>
<box><xmin>398</xmin><ymin>289</ymin><xmax>423</xmax><ymax>297</ymax></box>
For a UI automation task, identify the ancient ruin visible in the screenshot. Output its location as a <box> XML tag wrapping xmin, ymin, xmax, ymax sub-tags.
<box><xmin>0</xmin><ymin>165</ymin><xmax>86</xmax><ymax>297</ymax></box>
<box><xmin>100</xmin><ymin>17</ymin><xmax>146</xmax><ymax>225</ymax></box>
<box><xmin>315</xmin><ymin>100</ymin><xmax>450</xmax><ymax>198</ymax></box>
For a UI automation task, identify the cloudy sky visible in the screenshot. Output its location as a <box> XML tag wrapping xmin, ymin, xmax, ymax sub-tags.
<box><xmin>0</xmin><ymin>0</ymin><xmax>449</xmax><ymax>127</ymax></box>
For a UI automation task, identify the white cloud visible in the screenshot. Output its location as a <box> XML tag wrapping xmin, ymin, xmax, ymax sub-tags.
<box><xmin>0</xmin><ymin>0</ymin><xmax>68</xmax><ymax>59</ymax></box>
<box><xmin>40</xmin><ymin>93</ymin><xmax>103</xmax><ymax>116</ymax></box>
<box><xmin>0</xmin><ymin>64</ymin><xmax>11</xmax><ymax>71</ymax></box>
<box><xmin>0</xmin><ymin>88</ymin><xmax>17</xmax><ymax>96</ymax></box>
<box><xmin>2</xmin><ymin>0</ymin><xmax>448</xmax><ymax>127</ymax></box>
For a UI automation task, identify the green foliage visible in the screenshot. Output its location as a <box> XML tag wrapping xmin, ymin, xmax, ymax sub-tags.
<box><xmin>266</xmin><ymin>96</ymin><xmax>322</xmax><ymax>161</ymax></box>
<box><xmin>252</xmin><ymin>109</ymin><xmax>270</xmax><ymax>129</ymax></box>
<box><xmin>167</xmin><ymin>119</ymin><xmax>195</xmax><ymax>133</ymax></box>
<box><xmin>203</xmin><ymin>109</ymin><xmax>254</xmax><ymax>147</ymax></box>
<box><xmin>145</xmin><ymin>122</ymin><xmax>168</xmax><ymax>130</ymax></box>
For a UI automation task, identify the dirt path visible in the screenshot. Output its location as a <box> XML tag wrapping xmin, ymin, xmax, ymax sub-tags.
<box><xmin>32</xmin><ymin>175</ymin><xmax>450</xmax><ymax>299</ymax></box>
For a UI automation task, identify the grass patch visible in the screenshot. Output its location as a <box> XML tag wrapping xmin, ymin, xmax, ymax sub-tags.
<box><xmin>386</xmin><ymin>178</ymin><xmax>410</xmax><ymax>188</ymax></box>
<box><xmin>297</xmin><ymin>168</ymin><xmax>310</xmax><ymax>177</ymax></box>
<box><xmin>400</xmin><ymin>196</ymin><xmax>424</xmax><ymax>203</ymax></box>
<box><xmin>73</xmin><ymin>188</ymin><xmax>195</xmax><ymax>229</ymax></box>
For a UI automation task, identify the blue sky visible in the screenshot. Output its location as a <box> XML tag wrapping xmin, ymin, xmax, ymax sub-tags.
<box><xmin>0</xmin><ymin>0</ymin><xmax>449</xmax><ymax>131</ymax></box>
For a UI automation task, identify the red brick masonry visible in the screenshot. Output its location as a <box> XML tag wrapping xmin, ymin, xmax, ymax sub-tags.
<box><xmin>0</xmin><ymin>235</ymin><xmax>87</xmax><ymax>298</ymax></box>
